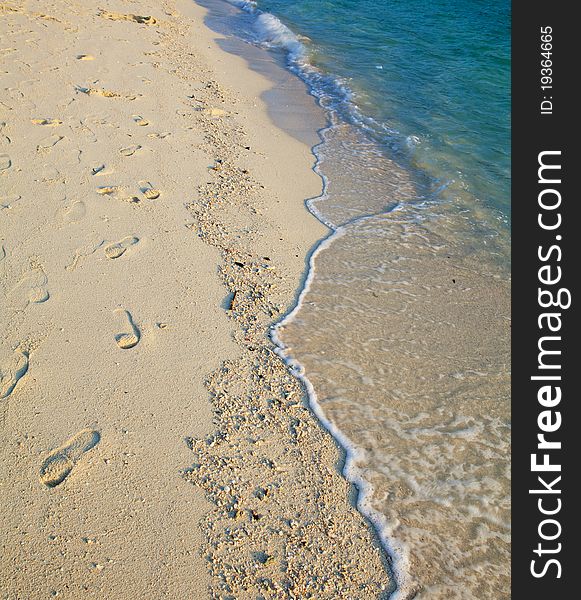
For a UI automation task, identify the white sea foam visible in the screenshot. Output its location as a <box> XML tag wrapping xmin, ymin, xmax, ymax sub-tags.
<box><xmin>224</xmin><ymin>0</ymin><xmax>304</xmax><ymax>60</ymax></box>
<box><xmin>253</xmin><ymin>13</ymin><xmax>307</xmax><ymax>62</ymax></box>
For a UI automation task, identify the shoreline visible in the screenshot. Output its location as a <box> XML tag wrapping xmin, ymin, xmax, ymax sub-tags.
<box><xmin>213</xmin><ymin>2</ymin><xmax>510</xmax><ymax>597</ymax></box>
<box><xmin>195</xmin><ymin>1</ymin><xmax>413</xmax><ymax>594</ymax></box>
<box><xmin>1</xmin><ymin>0</ymin><xmax>392</xmax><ymax>597</ymax></box>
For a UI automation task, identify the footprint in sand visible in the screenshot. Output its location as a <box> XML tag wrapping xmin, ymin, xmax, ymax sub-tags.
<box><xmin>77</xmin><ymin>85</ymin><xmax>140</xmax><ymax>101</ymax></box>
<box><xmin>31</xmin><ymin>118</ymin><xmax>62</xmax><ymax>127</ymax></box>
<box><xmin>104</xmin><ymin>236</ymin><xmax>139</xmax><ymax>259</ymax></box>
<box><xmin>65</xmin><ymin>238</ymin><xmax>105</xmax><ymax>272</ymax></box>
<box><xmin>9</xmin><ymin>265</ymin><xmax>49</xmax><ymax>305</ymax></box>
<box><xmin>132</xmin><ymin>115</ymin><xmax>149</xmax><ymax>127</ymax></box>
<box><xmin>0</xmin><ymin>154</ymin><xmax>11</xmax><ymax>171</ymax></box>
<box><xmin>40</xmin><ymin>429</ymin><xmax>100</xmax><ymax>488</ymax></box>
<box><xmin>138</xmin><ymin>180</ymin><xmax>160</xmax><ymax>200</ymax></box>
<box><xmin>1</xmin><ymin>195</ymin><xmax>21</xmax><ymax>210</ymax></box>
<box><xmin>0</xmin><ymin>349</ymin><xmax>29</xmax><ymax>400</ymax></box>
<box><xmin>98</xmin><ymin>10</ymin><xmax>157</xmax><ymax>26</ymax></box>
<box><xmin>28</xmin><ymin>285</ymin><xmax>49</xmax><ymax>304</ymax></box>
<box><xmin>114</xmin><ymin>309</ymin><xmax>140</xmax><ymax>349</ymax></box>
<box><xmin>96</xmin><ymin>186</ymin><xmax>120</xmax><ymax>196</ymax></box>
<box><xmin>76</xmin><ymin>86</ymin><xmax>119</xmax><ymax>98</ymax></box>
<box><xmin>58</xmin><ymin>200</ymin><xmax>86</xmax><ymax>224</ymax></box>
<box><xmin>37</xmin><ymin>134</ymin><xmax>64</xmax><ymax>153</ymax></box>
<box><xmin>96</xmin><ymin>186</ymin><xmax>141</xmax><ymax>205</ymax></box>
<box><xmin>0</xmin><ymin>122</ymin><xmax>10</xmax><ymax>145</ymax></box>
<box><xmin>119</xmin><ymin>144</ymin><xmax>141</xmax><ymax>157</ymax></box>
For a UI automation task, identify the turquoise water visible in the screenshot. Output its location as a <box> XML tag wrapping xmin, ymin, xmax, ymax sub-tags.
<box><xmin>229</xmin><ymin>0</ymin><xmax>511</xmax><ymax>223</ymax></box>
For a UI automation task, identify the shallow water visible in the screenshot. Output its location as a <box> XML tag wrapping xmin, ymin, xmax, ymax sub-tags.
<box><xmin>277</xmin><ymin>200</ymin><xmax>510</xmax><ymax>598</ymax></box>
<box><xmin>198</xmin><ymin>0</ymin><xmax>511</xmax><ymax>597</ymax></box>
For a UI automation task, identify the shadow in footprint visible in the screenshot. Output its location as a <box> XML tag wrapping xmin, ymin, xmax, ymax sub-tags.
<box><xmin>0</xmin><ymin>154</ymin><xmax>12</xmax><ymax>171</ymax></box>
<box><xmin>132</xmin><ymin>115</ymin><xmax>149</xmax><ymax>127</ymax></box>
<box><xmin>104</xmin><ymin>236</ymin><xmax>139</xmax><ymax>259</ymax></box>
<box><xmin>96</xmin><ymin>186</ymin><xmax>142</xmax><ymax>205</ymax></box>
<box><xmin>9</xmin><ymin>266</ymin><xmax>50</xmax><ymax>305</ymax></box>
<box><xmin>31</xmin><ymin>118</ymin><xmax>62</xmax><ymax>127</ymax></box>
<box><xmin>138</xmin><ymin>180</ymin><xmax>160</xmax><ymax>200</ymax></box>
<box><xmin>40</xmin><ymin>429</ymin><xmax>100</xmax><ymax>488</ymax></box>
<box><xmin>0</xmin><ymin>350</ymin><xmax>29</xmax><ymax>400</ymax></box>
<box><xmin>119</xmin><ymin>144</ymin><xmax>141</xmax><ymax>157</ymax></box>
<box><xmin>114</xmin><ymin>309</ymin><xmax>140</xmax><ymax>349</ymax></box>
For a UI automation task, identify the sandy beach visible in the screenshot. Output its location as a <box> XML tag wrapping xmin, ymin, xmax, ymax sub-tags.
<box><xmin>1</xmin><ymin>0</ymin><xmax>390</xmax><ymax>597</ymax></box>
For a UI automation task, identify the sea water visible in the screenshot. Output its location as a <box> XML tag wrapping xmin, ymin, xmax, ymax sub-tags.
<box><xmin>199</xmin><ymin>1</ymin><xmax>511</xmax><ymax>597</ymax></box>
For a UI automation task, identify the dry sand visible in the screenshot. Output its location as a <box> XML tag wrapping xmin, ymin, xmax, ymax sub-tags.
<box><xmin>1</xmin><ymin>0</ymin><xmax>391</xmax><ymax>597</ymax></box>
